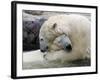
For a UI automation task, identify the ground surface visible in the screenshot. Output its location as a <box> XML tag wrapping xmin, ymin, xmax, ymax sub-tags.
<box><xmin>23</xmin><ymin>50</ymin><xmax>90</xmax><ymax>69</ymax></box>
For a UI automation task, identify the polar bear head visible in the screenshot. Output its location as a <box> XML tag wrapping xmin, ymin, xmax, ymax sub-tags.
<box><xmin>39</xmin><ymin>20</ymin><xmax>72</xmax><ymax>53</ymax></box>
<box><xmin>39</xmin><ymin>33</ymin><xmax>72</xmax><ymax>52</ymax></box>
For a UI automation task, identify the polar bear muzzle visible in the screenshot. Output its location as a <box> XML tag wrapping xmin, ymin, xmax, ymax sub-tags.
<box><xmin>39</xmin><ymin>37</ymin><xmax>49</xmax><ymax>52</ymax></box>
<box><xmin>54</xmin><ymin>34</ymin><xmax>72</xmax><ymax>52</ymax></box>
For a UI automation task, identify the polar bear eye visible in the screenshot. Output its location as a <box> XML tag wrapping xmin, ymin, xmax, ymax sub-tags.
<box><xmin>40</xmin><ymin>38</ymin><xmax>43</xmax><ymax>41</ymax></box>
<box><xmin>52</xmin><ymin>23</ymin><xmax>57</xmax><ymax>29</ymax></box>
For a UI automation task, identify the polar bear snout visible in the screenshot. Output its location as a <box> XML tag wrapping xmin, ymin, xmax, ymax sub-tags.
<box><xmin>39</xmin><ymin>36</ymin><xmax>49</xmax><ymax>52</ymax></box>
<box><xmin>40</xmin><ymin>46</ymin><xmax>48</xmax><ymax>52</ymax></box>
<box><xmin>54</xmin><ymin>34</ymin><xmax>72</xmax><ymax>52</ymax></box>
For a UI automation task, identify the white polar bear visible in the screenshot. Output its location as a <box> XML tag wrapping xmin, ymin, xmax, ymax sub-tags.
<box><xmin>39</xmin><ymin>14</ymin><xmax>90</xmax><ymax>62</ymax></box>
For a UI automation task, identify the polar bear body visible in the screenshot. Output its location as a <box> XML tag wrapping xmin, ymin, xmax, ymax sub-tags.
<box><xmin>39</xmin><ymin>14</ymin><xmax>90</xmax><ymax>62</ymax></box>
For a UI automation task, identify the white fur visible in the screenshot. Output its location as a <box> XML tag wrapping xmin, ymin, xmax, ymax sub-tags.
<box><xmin>39</xmin><ymin>14</ymin><xmax>90</xmax><ymax>62</ymax></box>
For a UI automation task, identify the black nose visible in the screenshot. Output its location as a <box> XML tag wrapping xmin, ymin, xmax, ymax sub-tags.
<box><xmin>41</xmin><ymin>50</ymin><xmax>46</xmax><ymax>52</ymax></box>
<box><xmin>65</xmin><ymin>44</ymin><xmax>72</xmax><ymax>52</ymax></box>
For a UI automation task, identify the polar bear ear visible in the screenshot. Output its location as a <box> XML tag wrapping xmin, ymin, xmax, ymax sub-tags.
<box><xmin>52</xmin><ymin>23</ymin><xmax>57</xmax><ymax>29</ymax></box>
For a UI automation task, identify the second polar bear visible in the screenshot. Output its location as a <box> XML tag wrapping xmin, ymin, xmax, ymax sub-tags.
<box><xmin>39</xmin><ymin>14</ymin><xmax>90</xmax><ymax>62</ymax></box>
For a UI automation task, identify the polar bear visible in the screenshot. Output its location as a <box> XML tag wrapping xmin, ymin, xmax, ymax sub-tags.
<box><xmin>39</xmin><ymin>14</ymin><xmax>90</xmax><ymax>62</ymax></box>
